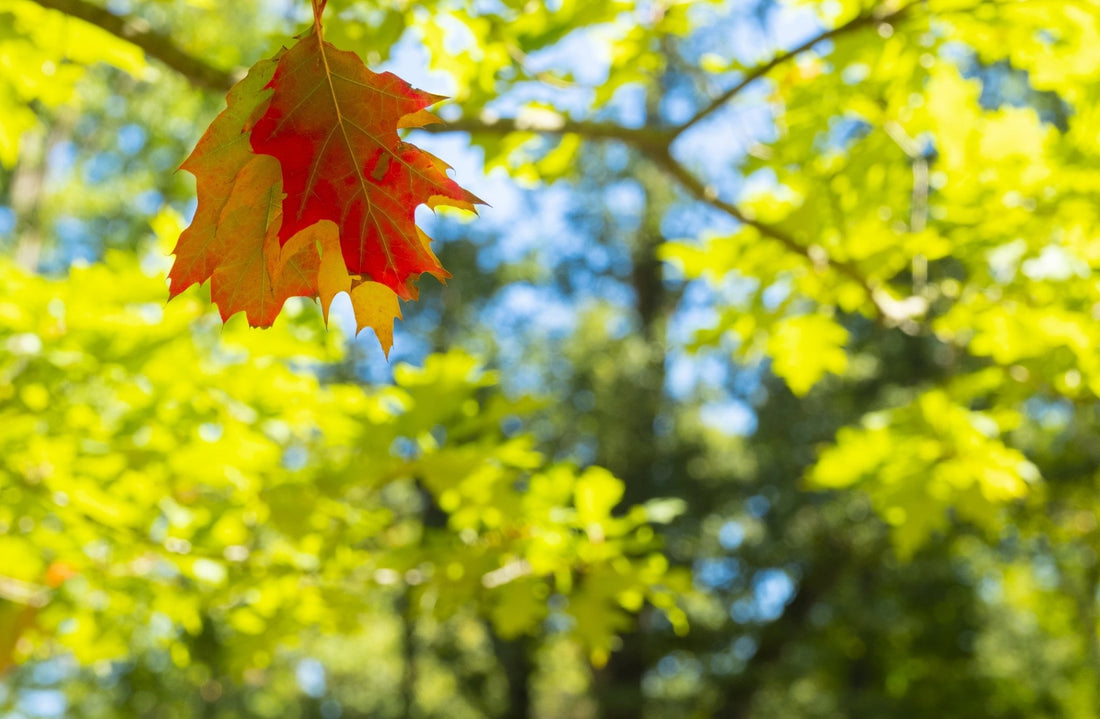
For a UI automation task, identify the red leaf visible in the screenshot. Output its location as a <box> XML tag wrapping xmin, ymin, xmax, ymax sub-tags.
<box><xmin>250</xmin><ymin>27</ymin><xmax>481</xmax><ymax>299</ymax></box>
<box><xmin>168</xmin><ymin>17</ymin><xmax>477</xmax><ymax>354</ymax></box>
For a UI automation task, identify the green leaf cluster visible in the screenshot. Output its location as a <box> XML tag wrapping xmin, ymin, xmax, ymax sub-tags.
<box><xmin>0</xmin><ymin>252</ymin><xmax>684</xmax><ymax>674</ymax></box>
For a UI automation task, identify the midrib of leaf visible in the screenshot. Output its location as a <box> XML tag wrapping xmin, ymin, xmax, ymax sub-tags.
<box><xmin>311</xmin><ymin>32</ymin><xmax>399</xmax><ymax>280</ymax></box>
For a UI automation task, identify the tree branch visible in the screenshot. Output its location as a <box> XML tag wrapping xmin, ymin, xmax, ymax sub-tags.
<box><xmin>671</xmin><ymin>3</ymin><xmax>914</xmax><ymax>140</ymax></box>
<box><xmin>426</xmin><ymin>114</ymin><xmax>674</xmax><ymax>152</ymax></box>
<box><xmin>425</xmin><ymin>117</ymin><xmax>900</xmax><ymax>322</ymax></box>
<box><xmin>26</xmin><ymin>0</ymin><xmax>235</xmax><ymax>91</ymax></box>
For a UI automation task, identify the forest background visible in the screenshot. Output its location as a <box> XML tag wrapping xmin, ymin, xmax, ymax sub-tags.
<box><xmin>2</xmin><ymin>0</ymin><xmax>1100</xmax><ymax>717</ymax></box>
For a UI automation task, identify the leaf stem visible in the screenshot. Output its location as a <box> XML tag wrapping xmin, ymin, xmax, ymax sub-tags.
<box><xmin>312</xmin><ymin>0</ymin><xmax>327</xmax><ymax>38</ymax></box>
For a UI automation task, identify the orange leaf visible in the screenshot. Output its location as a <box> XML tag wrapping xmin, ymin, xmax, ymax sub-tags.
<box><xmin>169</xmin><ymin>57</ymin><xmax>278</xmax><ymax>298</ymax></box>
<box><xmin>209</xmin><ymin>155</ymin><xmax>320</xmax><ymax>327</ymax></box>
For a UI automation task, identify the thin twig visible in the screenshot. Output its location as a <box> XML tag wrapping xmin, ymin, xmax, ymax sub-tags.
<box><xmin>671</xmin><ymin>3</ymin><xmax>914</xmax><ymax>140</ymax></box>
<box><xmin>422</xmin><ymin>113</ymin><xmax>673</xmax><ymax>151</ymax></box>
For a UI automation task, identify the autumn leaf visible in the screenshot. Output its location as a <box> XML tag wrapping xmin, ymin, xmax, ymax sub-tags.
<box><xmin>313</xmin><ymin>219</ymin><xmax>403</xmax><ymax>356</ymax></box>
<box><xmin>347</xmin><ymin>281</ymin><xmax>402</xmax><ymax>353</ymax></box>
<box><xmin>249</xmin><ymin>25</ymin><xmax>481</xmax><ymax>299</ymax></box>
<box><xmin>208</xmin><ymin>155</ymin><xmax>321</xmax><ymax>328</ymax></box>
<box><xmin>168</xmin><ymin>4</ymin><xmax>478</xmax><ymax>355</ymax></box>
<box><xmin>168</xmin><ymin>57</ymin><xmax>278</xmax><ymax>298</ymax></box>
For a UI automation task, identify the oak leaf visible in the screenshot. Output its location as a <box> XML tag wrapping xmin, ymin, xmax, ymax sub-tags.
<box><xmin>168</xmin><ymin>11</ymin><xmax>476</xmax><ymax>356</ymax></box>
<box><xmin>249</xmin><ymin>26</ymin><xmax>481</xmax><ymax>299</ymax></box>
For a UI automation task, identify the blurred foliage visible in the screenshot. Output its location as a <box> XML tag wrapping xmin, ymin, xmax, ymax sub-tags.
<box><xmin>3</xmin><ymin>0</ymin><xmax>1100</xmax><ymax>717</ymax></box>
<box><xmin>0</xmin><ymin>247</ymin><xmax>691</xmax><ymax>716</ymax></box>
